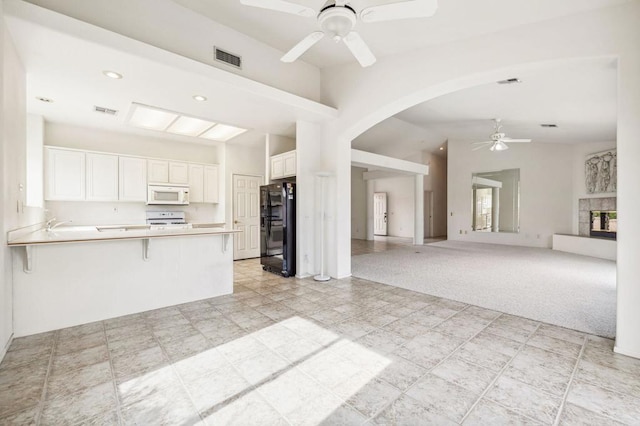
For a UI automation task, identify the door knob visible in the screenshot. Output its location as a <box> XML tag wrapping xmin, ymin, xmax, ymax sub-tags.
<box><xmin>234</xmin><ymin>220</ymin><xmax>239</xmax><ymax>224</ymax></box>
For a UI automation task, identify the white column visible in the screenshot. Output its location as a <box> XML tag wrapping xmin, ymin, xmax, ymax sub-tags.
<box><xmin>295</xmin><ymin>121</ymin><xmax>323</xmax><ymax>278</ymax></box>
<box><xmin>615</xmin><ymin>51</ymin><xmax>640</xmax><ymax>359</ymax></box>
<box><xmin>491</xmin><ymin>187</ymin><xmax>500</xmax><ymax>232</ymax></box>
<box><xmin>366</xmin><ymin>179</ymin><xmax>375</xmax><ymax>240</ymax></box>
<box><xmin>414</xmin><ymin>174</ymin><xmax>424</xmax><ymax>245</ymax></box>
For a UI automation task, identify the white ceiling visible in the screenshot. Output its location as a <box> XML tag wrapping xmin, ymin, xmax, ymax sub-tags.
<box><xmin>172</xmin><ymin>0</ymin><xmax>632</xmax><ymax>68</ymax></box>
<box><xmin>7</xmin><ymin>0</ymin><xmax>620</xmax><ymax>156</ymax></box>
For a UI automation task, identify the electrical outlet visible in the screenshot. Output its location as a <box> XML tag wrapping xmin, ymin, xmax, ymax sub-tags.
<box><xmin>113</xmin><ymin>207</ymin><xmax>118</xmax><ymax>213</ymax></box>
<box><xmin>464</xmin><ymin>230</ymin><xmax>468</xmax><ymax>234</ymax></box>
<box><xmin>459</xmin><ymin>229</ymin><xmax>462</xmax><ymax>234</ymax></box>
<box><xmin>537</xmin><ymin>234</ymin><xmax>541</xmax><ymax>239</ymax></box>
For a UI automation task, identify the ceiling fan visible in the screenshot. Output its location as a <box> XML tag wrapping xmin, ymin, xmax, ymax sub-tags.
<box><xmin>472</xmin><ymin>119</ymin><xmax>532</xmax><ymax>151</ymax></box>
<box><xmin>239</xmin><ymin>0</ymin><xmax>438</xmax><ymax>67</ymax></box>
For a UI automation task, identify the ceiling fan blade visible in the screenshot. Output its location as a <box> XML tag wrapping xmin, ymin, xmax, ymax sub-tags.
<box><xmin>472</xmin><ymin>141</ymin><xmax>493</xmax><ymax>145</ymax></box>
<box><xmin>281</xmin><ymin>32</ymin><xmax>325</xmax><ymax>63</ymax></box>
<box><xmin>343</xmin><ymin>32</ymin><xmax>376</xmax><ymax>67</ymax></box>
<box><xmin>472</xmin><ymin>145</ymin><xmax>489</xmax><ymax>151</ymax></box>
<box><xmin>335</xmin><ymin>0</ymin><xmax>347</xmax><ymax>5</ymax></box>
<box><xmin>361</xmin><ymin>0</ymin><xmax>438</xmax><ymax>23</ymax></box>
<box><xmin>239</xmin><ymin>0</ymin><xmax>315</xmax><ymax>17</ymax></box>
<box><xmin>502</xmin><ymin>138</ymin><xmax>532</xmax><ymax>143</ymax></box>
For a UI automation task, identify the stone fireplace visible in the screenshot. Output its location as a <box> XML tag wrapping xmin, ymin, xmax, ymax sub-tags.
<box><xmin>579</xmin><ymin>197</ymin><xmax>616</xmax><ymax>237</ymax></box>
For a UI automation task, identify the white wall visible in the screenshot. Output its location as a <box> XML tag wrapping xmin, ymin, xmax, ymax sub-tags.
<box><xmin>571</xmin><ymin>141</ymin><xmax>617</xmax><ymax>234</ymax></box>
<box><xmin>45</xmin><ymin>122</ymin><xmax>221</xmax><ymax>164</ymax></box>
<box><xmin>224</xmin><ymin>138</ymin><xmax>266</xmax><ymax>229</ymax></box>
<box><xmin>26</xmin><ymin>114</ymin><xmax>44</xmax><ymax>207</ymax></box>
<box><xmin>373</xmin><ymin>176</ymin><xmax>416</xmax><ymax>239</ymax></box>
<box><xmin>448</xmin><ymin>140</ymin><xmax>573</xmax><ymax>248</ymax></box>
<box><xmin>1</xmin><ymin>22</ymin><xmax>44</xmax><ymax>359</ymax></box>
<box><xmin>24</xmin><ymin>0</ymin><xmax>322</xmax><ymax>102</ymax></box>
<box><xmin>350</xmin><ymin>166</ymin><xmax>366</xmax><ymax>239</ymax></box>
<box><xmin>268</xmin><ymin>135</ymin><xmax>295</xmax><ymax>156</ymax></box>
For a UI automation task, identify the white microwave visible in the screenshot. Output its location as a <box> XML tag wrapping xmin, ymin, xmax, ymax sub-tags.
<box><xmin>147</xmin><ymin>184</ymin><xmax>190</xmax><ymax>205</ymax></box>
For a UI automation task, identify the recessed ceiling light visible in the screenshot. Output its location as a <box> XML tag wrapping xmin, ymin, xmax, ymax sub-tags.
<box><xmin>129</xmin><ymin>104</ymin><xmax>178</xmax><ymax>130</ymax></box>
<box><xmin>439</xmin><ymin>146</ymin><xmax>444</xmax><ymax>151</ymax></box>
<box><xmin>103</xmin><ymin>70</ymin><xmax>123</xmax><ymax>79</ymax></box>
<box><xmin>541</xmin><ymin>123</ymin><xmax>558</xmax><ymax>128</ymax></box>
<box><xmin>36</xmin><ymin>96</ymin><xmax>54</xmax><ymax>103</ymax></box>
<box><xmin>497</xmin><ymin>78</ymin><xmax>521</xmax><ymax>84</ymax></box>
<box><xmin>201</xmin><ymin>124</ymin><xmax>247</xmax><ymax>141</ymax></box>
<box><xmin>167</xmin><ymin>116</ymin><xmax>215</xmax><ymax>136</ymax></box>
<box><xmin>192</xmin><ymin>95</ymin><xmax>207</xmax><ymax>102</ymax></box>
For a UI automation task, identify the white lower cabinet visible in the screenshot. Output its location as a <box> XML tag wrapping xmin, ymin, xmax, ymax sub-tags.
<box><xmin>86</xmin><ymin>153</ymin><xmax>119</xmax><ymax>201</ymax></box>
<box><xmin>119</xmin><ymin>156</ymin><xmax>147</xmax><ymax>202</ymax></box>
<box><xmin>45</xmin><ymin>147</ymin><xmax>86</xmax><ymax>201</ymax></box>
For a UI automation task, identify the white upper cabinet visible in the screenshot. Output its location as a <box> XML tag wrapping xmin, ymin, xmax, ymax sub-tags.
<box><xmin>119</xmin><ymin>156</ymin><xmax>147</xmax><ymax>202</ymax></box>
<box><xmin>283</xmin><ymin>151</ymin><xmax>296</xmax><ymax>177</ymax></box>
<box><xmin>45</xmin><ymin>147</ymin><xmax>86</xmax><ymax>201</ymax></box>
<box><xmin>270</xmin><ymin>150</ymin><xmax>296</xmax><ymax>180</ymax></box>
<box><xmin>86</xmin><ymin>153</ymin><xmax>119</xmax><ymax>201</ymax></box>
<box><xmin>188</xmin><ymin>164</ymin><xmax>204</xmax><ymax>203</ymax></box>
<box><xmin>203</xmin><ymin>165</ymin><xmax>219</xmax><ymax>203</ymax></box>
<box><xmin>147</xmin><ymin>159</ymin><xmax>169</xmax><ymax>183</ymax></box>
<box><xmin>169</xmin><ymin>162</ymin><xmax>189</xmax><ymax>184</ymax></box>
<box><xmin>44</xmin><ymin>146</ymin><xmax>218</xmax><ymax>204</ymax></box>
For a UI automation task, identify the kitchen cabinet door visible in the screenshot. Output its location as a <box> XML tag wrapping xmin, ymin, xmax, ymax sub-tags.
<box><xmin>45</xmin><ymin>147</ymin><xmax>86</xmax><ymax>201</ymax></box>
<box><xmin>283</xmin><ymin>151</ymin><xmax>296</xmax><ymax>177</ymax></box>
<box><xmin>86</xmin><ymin>153</ymin><xmax>119</xmax><ymax>201</ymax></box>
<box><xmin>271</xmin><ymin>155</ymin><xmax>284</xmax><ymax>179</ymax></box>
<box><xmin>119</xmin><ymin>156</ymin><xmax>147</xmax><ymax>202</ymax></box>
<box><xmin>189</xmin><ymin>164</ymin><xmax>204</xmax><ymax>203</ymax></box>
<box><xmin>203</xmin><ymin>165</ymin><xmax>219</xmax><ymax>203</ymax></box>
<box><xmin>148</xmin><ymin>159</ymin><xmax>169</xmax><ymax>183</ymax></box>
<box><xmin>169</xmin><ymin>161</ymin><xmax>189</xmax><ymax>184</ymax></box>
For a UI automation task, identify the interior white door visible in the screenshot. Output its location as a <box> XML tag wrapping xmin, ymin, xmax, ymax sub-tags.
<box><xmin>374</xmin><ymin>192</ymin><xmax>388</xmax><ymax>236</ymax></box>
<box><xmin>424</xmin><ymin>191</ymin><xmax>432</xmax><ymax>238</ymax></box>
<box><xmin>233</xmin><ymin>174</ymin><xmax>262</xmax><ymax>260</ymax></box>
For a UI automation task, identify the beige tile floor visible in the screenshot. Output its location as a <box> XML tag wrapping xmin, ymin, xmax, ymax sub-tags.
<box><xmin>351</xmin><ymin>236</ymin><xmax>445</xmax><ymax>256</ymax></box>
<box><xmin>1</xmin><ymin>258</ymin><xmax>639</xmax><ymax>425</ymax></box>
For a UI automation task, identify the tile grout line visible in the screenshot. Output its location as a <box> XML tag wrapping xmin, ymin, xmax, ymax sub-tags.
<box><xmin>33</xmin><ymin>330</ymin><xmax>59</xmax><ymax>426</ymax></box>
<box><xmin>103</xmin><ymin>321</ymin><xmax>125</xmax><ymax>426</ymax></box>
<box><xmin>458</xmin><ymin>323</ymin><xmax>542</xmax><ymax>425</ymax></box>
<box><xmin>551</xmin><ymin>334</ymin><xmax>588</xmax><ymax>426</ymax></box>
<box><xmin>364</xmin><ymin>306</ymin><xmax>505</xmax><ymax>424</ymax></box>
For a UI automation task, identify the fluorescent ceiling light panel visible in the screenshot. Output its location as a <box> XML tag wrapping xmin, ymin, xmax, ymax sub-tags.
<box><xmin>129</xmin><ymin>104</ymin><xmax>178</xmax><ymax>131</ymax></box>
<box><xmin>166</xmin><ymin>116</ymin><xmax>215</xmax><ymax>136</ymax></box>
<box><xmin>201</xmin><ymin>124</ymin><xmax>247</xmax><ymax>141</ymax></box>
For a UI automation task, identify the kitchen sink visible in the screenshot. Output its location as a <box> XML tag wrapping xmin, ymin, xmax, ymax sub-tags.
<box><xmin>96</xmin><ymin>225</ymin><xmax>151</xmax><ymax>232</ymax></box>
<box><xmin>47</xmin><ymin>225</ymin><xmax>98</xmax><ymax>232</ymax></box>
<box><xmin>191</xmin><ymin>223</ymin><xmax>225</xmax><ymax>229</ymax></box>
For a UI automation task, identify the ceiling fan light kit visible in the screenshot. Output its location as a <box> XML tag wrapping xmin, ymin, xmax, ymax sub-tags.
<box><xmin>239</xmin><ymin>0</ymin><xmax>439</xmax><ymax>67</ymax></box>
<box><xmin>472</xmin><ymin>118</ymin><xmax>532</xmax><ymax>152</ymax></box>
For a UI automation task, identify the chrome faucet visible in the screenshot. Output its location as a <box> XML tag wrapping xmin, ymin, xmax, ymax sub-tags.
<box><xmin>46</xmin><ymin>218</ymin><xmax>72</xmax><ymax>232</ymax></box>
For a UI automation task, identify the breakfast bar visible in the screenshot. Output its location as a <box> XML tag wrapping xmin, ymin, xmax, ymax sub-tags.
<box><xmin>8</xmin><ymin>224</ymin><xmax>241</xmax><ymax>337</ymax></box>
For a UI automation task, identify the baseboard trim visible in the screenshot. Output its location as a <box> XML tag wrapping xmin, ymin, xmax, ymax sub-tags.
<box><xmin>613</xmin><ymin>345</ymin><xmax>640</xmax><ymax>360</ymax></box>
<box><xmin>1</xmin><ymin>334</ymin><xmax>14</xmax><ymax>363</ymax></box>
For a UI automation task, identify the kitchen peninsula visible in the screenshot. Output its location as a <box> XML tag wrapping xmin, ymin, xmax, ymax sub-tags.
<box><xmin>8</xmin><ymin>224</ymin><xmax>240</xmax><ymax>337</ymax></box>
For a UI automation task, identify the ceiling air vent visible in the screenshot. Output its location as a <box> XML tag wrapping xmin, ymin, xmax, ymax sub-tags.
<box><xmin>497</xmin><ymin>78</ymin><xmax>522</xmax><ymax>84</ymax></box>
<box><xmin>94</xmin><ymin>105</ymin><xmax>118</xmax><ymax>116</ymax></box>
<box><xmin>541</xmin><ymin>123</ymin><xmax>558</xmax><ymax>128</ymax></box>
<box><xmin>214</xmin><ymin>47</ymin><xmax>242</xmax><ymax>69</ymax></box>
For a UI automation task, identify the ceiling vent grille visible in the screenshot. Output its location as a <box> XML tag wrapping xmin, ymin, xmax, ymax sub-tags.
<box><xmin>541</xmin><ymin>123</ymin><xmax>558</xmax><ymax>128</ymax></box>
<box><xmin>94</xmin><ymin>105</ymin><xmax>118</xmax><ymax>115</ymax></box>
<box><xmin>497</xmin><ymin>78</ymin><xmax>522</xmax><ymax>84</ymax></box>
<box><xmin>214</xmin><ymin>47</ymin><xmax>242</xmax><ymax>69</ymax></box>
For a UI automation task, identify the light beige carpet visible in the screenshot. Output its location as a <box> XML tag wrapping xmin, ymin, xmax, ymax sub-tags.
<box><xmin>351</xmin><ymin>240</ymin><xmax>616</xmax><ymax>338</ymax></box>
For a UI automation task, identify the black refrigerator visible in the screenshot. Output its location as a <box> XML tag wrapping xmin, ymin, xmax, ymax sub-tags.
<box><xmin>260</xmin><ymin>182</ymin><xmax>295</xmax><ymax>277</ymax></box>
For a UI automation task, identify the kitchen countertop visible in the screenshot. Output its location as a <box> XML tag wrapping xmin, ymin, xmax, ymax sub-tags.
<box><xmin>8</xmin><ymin>224</ymin><xmax>240</xmax><ymax>247</ymax></box>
